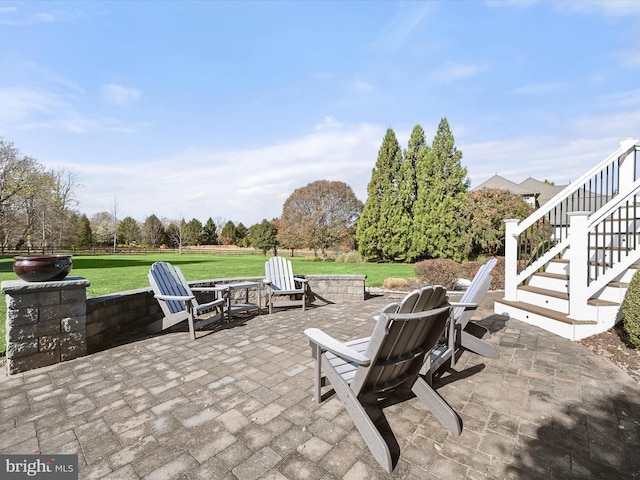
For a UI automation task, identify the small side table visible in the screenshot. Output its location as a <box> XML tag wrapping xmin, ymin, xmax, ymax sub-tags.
<box><xmin>221</xmin><ymin>281</ymin><xmax>262</xmax><ymax>322</ymax></box>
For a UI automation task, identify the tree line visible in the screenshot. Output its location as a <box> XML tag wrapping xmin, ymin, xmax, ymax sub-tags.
<box><xmin>1</xmin><ymin>121</ymin><xmax>531</xmax><ymax>260</ymax></box>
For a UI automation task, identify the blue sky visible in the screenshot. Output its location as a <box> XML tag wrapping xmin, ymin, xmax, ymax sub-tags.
<box><xmin>1</xmin><ymin>1</ymin><xmax>639</xmax><ymax>226</ymax></box>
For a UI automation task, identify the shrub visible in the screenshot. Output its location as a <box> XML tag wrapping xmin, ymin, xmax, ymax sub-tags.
<box><xmin>414</xmin><ymin>257</ymin><xmax>505</xmax><ymax>291</ymax></box>
<box><xmin>335</xmin><ymin>251</ymin><xmax>366</xmax><ymax>263</ymax></box>
<box><xmin>414</xmin><ymin>258</ymin><xmax>459</xmax><ymax>290</ymax></box>
<box><xmin>383</xmin><ymin>278</ymin><xmax>410</xmax><ymax>290</ymax></box>
<box><xmin>455</xmin><ymin>261</ymin><xmax>480</xmax><ymax>283</ymax></box>
<box><xmin>486</xmin><ymin>257</ymin><xmax>505</xmax><ymax>291</ymax></box>
<box><xmin>622</xmin><ymin>268</ymin><xmax>640</xmax><ymax>348</ymax></box>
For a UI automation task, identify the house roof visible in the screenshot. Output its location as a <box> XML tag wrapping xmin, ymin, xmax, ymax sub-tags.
<box><xmin>519</xmin><ymin>177</ymin><xmax>567</xmax><ymax>205</ymax></box>
<box><xmin>473</xmin><ymin>175</ymin><xmax>570</xmax><ymax>207</ymax></box>
<box><xmin>473</xmin><ymin>174</ymin><xmax>534</xmax><ymax>196</ymax></box>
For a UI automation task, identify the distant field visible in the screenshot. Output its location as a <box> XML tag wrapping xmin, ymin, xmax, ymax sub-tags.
<box><xmin>0</xmin><ymin>253</ymin><xmax>417</xmax><ymax>353</ymax></box>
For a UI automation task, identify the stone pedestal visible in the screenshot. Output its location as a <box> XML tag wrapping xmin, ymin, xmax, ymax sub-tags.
<box><xmin>2</xmin><ymin>276</ymin><xmax>90</xmax><ymax>375</ymax></box>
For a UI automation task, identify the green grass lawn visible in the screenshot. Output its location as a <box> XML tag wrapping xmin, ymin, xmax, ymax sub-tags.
<box><xmin>0</xmin><ymin>253</ymin><xmax>417</xmax><ymax>353</ymax></box>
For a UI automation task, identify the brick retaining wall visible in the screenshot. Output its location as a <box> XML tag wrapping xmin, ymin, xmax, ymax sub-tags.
<box><xmin>4</xmin><ymin>274</ymin><xmax>366</xmax><ymax>374</ymax></box>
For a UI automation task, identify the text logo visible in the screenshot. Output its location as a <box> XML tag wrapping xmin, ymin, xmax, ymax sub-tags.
<box><xmin>1</xmin><ymin>455</ymin><xmax>78</xmax><ymax>479</ymax></box>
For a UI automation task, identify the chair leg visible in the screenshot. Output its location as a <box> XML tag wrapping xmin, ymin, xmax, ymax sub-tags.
<box><xmin>186</xmin><ymin>304</ymin><xmax>196</xmax><ymax>341</ymax></box>
<box><xmin>324</xmin><ymin>358</ymin><xmax>395</xmax><ymax>473</ymax></box>
<box><xmin>312</xmin><ymin>343</ymin><xmax>322</xmax><ymax>403</ymax></box>
<box><xmin>411</xmin><ymin>377</ymin><xmax>462</xmax><ymax>435</ymax></box>
<box><xmin>460</xmin><ymin>330</ymin><xmax>499</xmax><ymax>359</ymax></box>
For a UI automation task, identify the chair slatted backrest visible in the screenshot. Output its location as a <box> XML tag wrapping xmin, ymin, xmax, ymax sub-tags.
<box><xmin>453</xmin><ymin>258</ymin><xmax>497</xmax><ymax>327</ymax></box>
<box><xmin>381</xmin><ymin>285</ymin><xmax>448</xmax><ymax>316</ymax></box>
<box><xmin>265</xmin><ymin>256</ymin><xmax>297</xmax><ymax>291</ymax></box>
<box><xmin>149</xmin><ymin>262</ymin><xmax>196</xmax><ymax>315</ymax></box>
<box><xmin>351</xmin><ymin>287</ymin><xmax>451</xmax><ymax>396</ymax></box>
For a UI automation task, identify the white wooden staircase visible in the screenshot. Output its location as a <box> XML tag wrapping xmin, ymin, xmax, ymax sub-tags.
<box><xmin>495</xmin><ymin>137</ymin><xmax>640</xmax><ymax>340</ymax></box>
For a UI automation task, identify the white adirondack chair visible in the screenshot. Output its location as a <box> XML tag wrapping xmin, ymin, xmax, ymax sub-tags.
<box><xmin>263</xmin><ymin>256</ymin><xmax>308</xmax><ymax>314</ymax></box>
<box><xmin>148</xmin><ymin>261</ymin><xmax>226</xmax><ymax>340</ymax></box>
<box><xmin>304</xmin><ymin>286</ymin><xmax>461</xmax><ymax>473</ymax></box>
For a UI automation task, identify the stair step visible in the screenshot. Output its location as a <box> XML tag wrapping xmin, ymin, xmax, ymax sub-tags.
<box><xmin>587</xmin><ymin>298</ymin><xmax>619</xmax><ymax>307</ymax></box>
<box><xmin>530</xmin><ymin>274</ymin><xmax>627</xmax><ymax>288</ymax></box>
<box><xmin>518</xmin><ymin>285</ymin><xmax>620</xmax><ymax>307</ymax></box>
<box><xmin>533</xmin><ymin>272</ymin><xmax>567</xmax><ymax>280</ymax></box>
<box><xmin>496</xmin><ymin>299</ymin><xmax>596</xmax><ymax>325</ymax></box>
<box><xmin>519</xmin><ymin>285</ymin><xmax>568</xmax><ymax>300</ymax></box>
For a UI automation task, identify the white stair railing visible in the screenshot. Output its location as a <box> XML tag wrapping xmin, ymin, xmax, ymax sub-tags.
<box><xmin>504</xmin><ymin>138</ymin><xmax>639</xmax><ymax>306</ymax></box>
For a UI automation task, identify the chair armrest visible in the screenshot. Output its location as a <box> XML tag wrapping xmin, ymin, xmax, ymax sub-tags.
<box><xmin>304</xmin><ymin>328</ymin><xmax>371</xmax><ymax>366</ymax></box>
<box><xmin>195</xmin><ymin>298</ymin><xmax>225</xmax><ymax>315</ymax></box>
<box><xmin>154</xmin><ymin>294</ymin><xmax>195</xmax><ymax>302</ymax></box>
<box><xmin>294</xmin><ymin>277</ymin><xmax>308</xmax><ymax>284</ymax></box>
<box><xmin>373</xmin><ymin>302</ymin><xmax>400</xmax><ymax>322</ymax></box>
<box><xmin>192</xmin><ymin>286</ymin><xmax>228</xmax><ymax>293</ymax></box>
<box><xmin>449</xmin><ymin>302</ymin><xmax>478</xmax><ymax>309</ymax></box>
<box><xmin>262</xmin><ymin>279</ymin><xmax>272</xmax><ymax>285</ymax></box>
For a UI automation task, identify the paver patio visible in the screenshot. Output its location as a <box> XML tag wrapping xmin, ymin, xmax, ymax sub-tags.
<box><xmin>1</xmin><ymin>291</ymin><xmax>639</xmax><ymax>479</ymax></box>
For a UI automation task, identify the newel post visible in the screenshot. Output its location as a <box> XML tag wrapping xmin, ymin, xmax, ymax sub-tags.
<box><xmin>618</xmin><ymin>137</ymin><xmax>639</xmax><ymax>192</ymax></box>
<box><xmin>568</xmin><ymin>212</ymin><xmax>590</xmax><ymax>321</ymax></box>
<box><xmin>504</xmin><ymin>219</ymin><xmax>520</xmax><ymax>301</ymax></box>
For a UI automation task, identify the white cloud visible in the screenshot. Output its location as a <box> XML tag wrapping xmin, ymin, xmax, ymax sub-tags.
<box><xmin>314</xmin><ymin>116</ymin><xmax>343</xmax><ymax>130</ymax></box>
<box><xmin>0</xmin><ymin>87</ymin><xmax>65</xmax><ymax>124</ymax></box>
<box><xmin>0</xmin><ymin>85</ymin><xmax>143</xmax><ymax>134</ymax></box>
<box><xmin>462</xmin><ymin>108</ymin><xmax>640</xmax><ymax>188</ymax></box>
<box><xmin>66</xmin><ymin>122</ymin><xmax>385</xmax><ymax>224</ymax></box>
<box><xmin>99</xmin><ymin>84</ymin><xmax>141</xmax><ymax>106</ymax></box>
<box><xmin>43</xmin><ymin>102</ymin><xmax>640</xmax><ymax>227</ymax></box>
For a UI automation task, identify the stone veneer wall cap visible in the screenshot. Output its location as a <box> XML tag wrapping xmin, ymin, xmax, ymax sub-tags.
<box><xmin>305</xmin><ymin>274</ymin><xmax>367</xmax><ymax>279</ymax></box>
<box><xmin>2</xmin><ymin>276</ymin><xmax>91</xmax><ymax>293</ymax></box>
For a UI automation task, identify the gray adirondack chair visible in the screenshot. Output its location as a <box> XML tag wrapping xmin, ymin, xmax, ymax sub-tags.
<box><xmin>427</xmin><ymin>258</ymin><xmax>500</xmax><ymax>376</ymax></box>
<box><xmin>148</xmin><ymin>261</ymin><xmax>225</xmax><ymax>340</ymax></box>
<box><xmin>304</xmin><ymin>286</ymin><xmax>461</xmax><ymax>473</ymax></box>
<box><xmin>263</xmin><ymin>256</ymin><xmax>308</xmax><ymax>314</ymax></box>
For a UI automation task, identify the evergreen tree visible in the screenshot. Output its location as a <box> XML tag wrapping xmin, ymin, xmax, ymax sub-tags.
<box><xmin>236</xmin><ymin>222</ymin><xmax>249</xmax><ymax>247</ymax></box>
<box><xmin>184</xmin><ymin>218</ymin><xmax>203</xmax><ymax>245</ymax></box>
<box><xmin>250</xmin><ymin>219</ymin><xmax>278</xmax><ymax>255</ymax></box>
<box><xmin>202</xmin><ymin>217</ymin><xmax>218</xmax><ymax>245</ymax></box>
<box><xmin>75</xmin><ymin>214</ymin><xmax>93</xmax><ymax>248</ymax></box>
<box><xmin>412</xmin><ymin>118</ymin><xmax>470</xmax><ymax>261</ymax></box>
<box><xmin>356</xmin><ymin>128</ymin><xmax>406</xmax><ymax>261</ymax></box>
<box><xmin>220</xmin><ymin>220</ymin><xmax>237</xmax><ymax>245</ymax></box>
<box><xmin>117</xmin><ymin>216</ymin><xmax>141</xmax><ymax>246</ymax></box>
<box><xmin>400</xmin><ymin>125</ymin><xmax>426</xmax><ymax>261</ymax></box>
